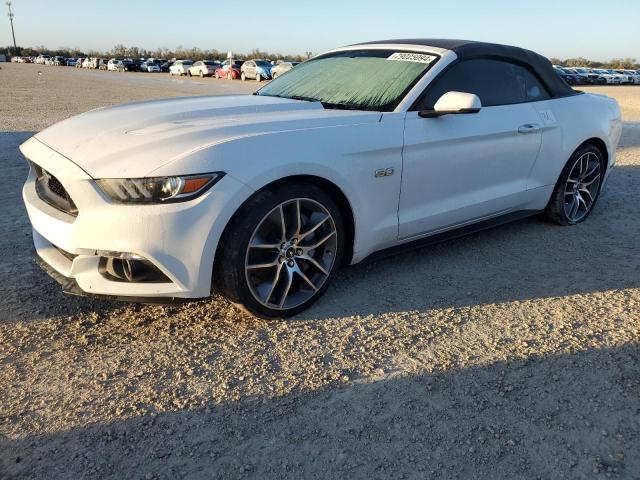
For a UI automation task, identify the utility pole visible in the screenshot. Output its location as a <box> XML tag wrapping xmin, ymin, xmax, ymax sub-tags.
<box><xmin>6</xmin><ymin>1</ymin><xmax>17</xmax><ymax>56</ymax></box>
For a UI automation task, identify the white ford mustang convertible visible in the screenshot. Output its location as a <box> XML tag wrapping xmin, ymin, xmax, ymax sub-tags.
<box><xmin>21</xmin><ymin>39</ymin><xmax>622</xmax><ymax>317</ymax></box>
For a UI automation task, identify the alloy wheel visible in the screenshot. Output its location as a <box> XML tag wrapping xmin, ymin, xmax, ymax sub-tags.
<box><xmin>564</xmin><ymin>151</ymin><xmax>602</xmax><ymax>222</ymax></box>
<box><xmin>244</xmin><ymin>198</ymin><xmax>338</xmax><ymax>310</ymax></box>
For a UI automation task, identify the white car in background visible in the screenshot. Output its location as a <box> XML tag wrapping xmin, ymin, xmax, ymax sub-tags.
<box><xmin>188</xmin><ymin>60</ymin><xmax>219</xmax><ymax>77</ymax></box>
<box><xmin>169</xmin><ymin>60</ymin><xmax>193</xmax><ymax>76</ymax></box>
<box><xmin>20</xmin><ymin>39</ymin><xmax>622</xmax><ymax>318</ymax></box>
<box><xmin>140</xmin><ymin>61</ymin><xmax>161</xmax><ymax>73</ymax></box>
<box><xmin>107</xmin><ymin>59</ymin><xmax>120</xmax><ymax>71</ymax></box>
<box><xmin>591</xmin><ymin>69</ymin><xmax>620</xmax><ymax>84</ymax></box>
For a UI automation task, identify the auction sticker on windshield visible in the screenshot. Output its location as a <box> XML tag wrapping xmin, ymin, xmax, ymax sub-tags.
<box><xmin>387</xmin><ymin>52</ymin><xmax>437</xmax><ymax>64</ymax></box>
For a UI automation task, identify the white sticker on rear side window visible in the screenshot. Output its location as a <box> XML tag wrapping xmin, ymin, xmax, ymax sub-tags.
<box><xmin>387</xmin><ymin>52</ymin><xmax>437</xmax><ymax>64</ymax></box>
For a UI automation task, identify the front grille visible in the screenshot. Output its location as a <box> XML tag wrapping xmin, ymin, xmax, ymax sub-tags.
<box><xmin>31</xmin><ymin>162</ymin><xmax>78</xmax><ymax>217</ymax></box>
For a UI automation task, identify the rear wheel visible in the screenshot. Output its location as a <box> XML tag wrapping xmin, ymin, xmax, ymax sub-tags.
<box><xmin>215</xmin><ymin>183</ymin><xmax>344</xmax><ymax>318</ymax></box>
<box><xmin>545</xmin><ymin>144</ymin><xmax>604</xmax><ymax>225</ymax></box>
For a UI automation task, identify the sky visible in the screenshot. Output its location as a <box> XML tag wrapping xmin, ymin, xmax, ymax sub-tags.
<box><xmin>3</xmin><ymin>0</ymin><xmax>639</xmax><ymax>61</ymax></box>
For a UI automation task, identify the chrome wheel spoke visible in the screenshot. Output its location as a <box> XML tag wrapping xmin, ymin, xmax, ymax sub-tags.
<box><xmin>279</xmin><ymin>204</ymin><xmax>287</xmax><ymax>243</ymax></box>
<box><xmin>298</xmin><ymin>215</ymin><xmax>330</xmax><ymax>241</ymax></box>
<box><xmin>265</xmin><ymin>262</ymin><xmax>284</xmax><ymax>304</ymax></box>
<box><xmin>247</xmin><ymin>258</ymin><xmax>279</xmax><ymax>269</ymax></box>
<box><xmin>579</xmin><ymin>187</ymin><xmax>594</xmax><ymax>202</ymax></box>
<box><xmin>581</xmin><ymin>173</ymin><xmax>600</xmax><ymax>187</ymax></box>
<box><xmin>298</xmin><ymin>254</ymin><xmax>329</xmax><ymax>276</ymax></box>
<box><xmin>568</xmin><ymin>197</ymin><xmax>579</xmax><ymax>219</ymax></box>
<box><xmin>306</xmin><ymin>230</ymin><xmax>336</xmax><ymax>250</ymax></box>
<box><xmin>296</xmin><ymin>266</ymin><xmax>318</xmax><ymax>292</ymax></box>
<box><xmin>295</xmin><ymin>199</ymin><xmax>302</xmax><ymax>236</ymax></box>
<box><xmin>279</xmin><ymin>268</ymin><xmax>293</xmax><ymax>308</ymax></box>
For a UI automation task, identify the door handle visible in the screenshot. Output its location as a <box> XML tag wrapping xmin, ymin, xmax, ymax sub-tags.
<box><xmin>518</xmin><ymin>123</ymin><xmax>540</xmax><ymax>134</ymax></box>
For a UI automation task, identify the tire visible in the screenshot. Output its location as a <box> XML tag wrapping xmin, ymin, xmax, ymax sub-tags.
<box><xmin>256</xmin><ymin>73</ymin><xmax>262</xmax><ymax>82</ymax></box>
<box><xmin>544</xmin><ymin>143</ymin><xmax>605</xmax><ymax>226</ymax></box>
<box><xmin>272</xmin><ymin>72</ymin><xmax>278</xmax><ymax>79</ymax></box>
<box><xmin>214</xmin><ymin>183</ymin><xmax>344</xmax><ymax>318</ymax></box>
<box><xmin>187</xmin><ymin>70</ymin><xmax>192</xmax><ymax>77</ymax></box>
<box><xmin>241</xmin><ymin>71</ymin><xmax>246</xmax><ymax>81</ymax></box>
<box><xmin>199</xmin><ymin>71</ymin><xmax>204</xmax><ymax>78</ymax></box>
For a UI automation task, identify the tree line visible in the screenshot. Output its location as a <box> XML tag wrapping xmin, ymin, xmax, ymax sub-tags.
<box><xmin>549</xmin><ymin>56</ymin><xmax>639</xmax><ymax>70</ymax></box>
<box><xmin>3</xmin><ymin>44</ymin><xmax>314</xmax><ymax>62</ymax></box>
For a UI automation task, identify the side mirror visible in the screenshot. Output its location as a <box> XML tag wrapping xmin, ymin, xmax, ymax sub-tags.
<box><xmin>419</xmin><ymin>91</ymin><xmax>482</xmax><ymax>118</ymax></box>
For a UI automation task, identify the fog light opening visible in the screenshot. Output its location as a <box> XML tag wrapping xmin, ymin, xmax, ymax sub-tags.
<box><xmin>98</xmin><ymin>255</ymin><xmax>171</xmax><ymax>283</ymax></box>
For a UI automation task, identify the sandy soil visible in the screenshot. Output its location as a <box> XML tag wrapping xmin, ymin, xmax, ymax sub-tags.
<box><xmin>0</xmin><ymin>63</ymin><xmax>639</xmax><ymax>479</ymax></box>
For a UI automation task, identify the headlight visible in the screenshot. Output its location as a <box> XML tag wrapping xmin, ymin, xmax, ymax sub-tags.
<box><xmin>95</xmin><ymin>172</ymin><xmax>224</xmax><ymax>204</ymax></box>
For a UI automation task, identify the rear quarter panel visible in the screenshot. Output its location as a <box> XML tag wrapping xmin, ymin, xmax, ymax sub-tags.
<box><xmin>529</xmin><ymin>93</ymin><xmax>622</xmax><ymax>193</ymax></box>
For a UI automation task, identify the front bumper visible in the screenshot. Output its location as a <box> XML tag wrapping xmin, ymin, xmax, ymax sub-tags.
<box><xmin>20</xmin><ymin>137</ymin><xmax>253</xmax><ymax>299</ymax></box>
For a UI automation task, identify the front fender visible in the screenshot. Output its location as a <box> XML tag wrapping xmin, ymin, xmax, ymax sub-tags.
<box><xmin>153</xmin><ymin>116</ymin><xmax>405</xmax><ymax>264</ymax></box>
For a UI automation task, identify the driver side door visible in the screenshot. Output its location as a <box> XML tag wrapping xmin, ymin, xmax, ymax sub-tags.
<box><xmin>399</xmin><ymin>58</ymin><xmax>548</xmax><ymax>239</ymax></box>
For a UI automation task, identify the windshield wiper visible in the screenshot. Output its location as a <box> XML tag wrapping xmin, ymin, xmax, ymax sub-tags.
<box><xmin>291</xmin><ymin>95</ymin><xmax>321</xmax><ymax>102</ymax></box>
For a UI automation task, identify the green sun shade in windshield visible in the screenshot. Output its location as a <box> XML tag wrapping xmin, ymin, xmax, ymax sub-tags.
<box><xmin>258</xmin><ymin>52</ymin><xmax>437</xmax><ymax>111</ymax></box>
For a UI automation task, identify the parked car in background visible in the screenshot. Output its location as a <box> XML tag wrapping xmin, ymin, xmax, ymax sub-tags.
<box><xmin>271</xmin><ymin>61</ymin><xmax>300</xmax><ymax>78</ymax></box>
<box><xmin>97</xmin><ymin>58</ymin><xmax>109</xmax><ymax>70</ymax></box>
<box><xmin>52</xmin><ymin>56</ymin><xmax>67</xmax><ymax>66</ymax></box>
<box><xmin>0</xmin><ymin>54</ymin><xmax>6</xmax><ymax>62</ymax></box>
<box><xmin>66</xmin><ymin>58</ymin><xmax>77</xmax><ymax>67</ymax></box>
<box><xmin>572</xmin><ymin>67</ymin><xmax>606</xmax><ymax>85</ymax></box>
<box><xmin>560</xmin><ymin>67</ymin><xmax>588</xmax><ymax>85</ymax></box>
<box><xmin>140</xmin><ymin>61</ymin><xmax>161</xmax><ymax>72</ymax></box>
<box><xmin>241</xmin><ymin>59</ymin><xmax>273</xmax><ymax>81</ymax></box>
<box><xmin>126</xmin><ymin>59</ymin><xmax>142</xmax><ymax>72</ymax></box>
<box><xmin>553</xmin><ymin>66</ymin><xmax>579</xmax><ymax>85</ymax></box>
<box><xmin>622</xmin><ymin>70</ymin><xmax>640</xmax><ymax>84</ymax></box>
<box><xmin>35</xmin><ymin>55</ymin><xmax>51</xmax><ymax>64</ymax></box>
<box><xmin>188</xmin><ymin>60</ymin><xmax>219</xmax><ymax>77</ymax></box>
<box><xmin>214</xmin><ymin>61</ymin><xmax>242</xmax><ymax>79</ymax></box>
<box><xmin>590</xmin><ymin>69</ymin><xmax>620</xmax><ymax>84</ymax></box>
<box><xmin>159</xmin><ymin>60</ymin><xmax>172</xmax><ymax>72</ymax></box>
<box><xmin>169</xmin><ymin>60</ymin><xmax>193</xmax><ymax>76</ymax></box>
<box><xmin>612</xmin><ymin>70</ymin><xmax>635</xmax><ymax>84</ymax></box>
<box><xmin>107</xmin><ymin>58</ymin><xmax>121</xmax><ymax>71</ymax></box>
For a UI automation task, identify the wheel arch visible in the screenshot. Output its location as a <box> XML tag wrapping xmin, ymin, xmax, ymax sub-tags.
<box><xmin>579</xmin><ymin>136</ymin><xmax>609</xmax><ymax>173</ymax></box>
<box><xmin>214</xmin><ymin>174</ymin><xmax>356</xmax><ymax>275</ymax></box>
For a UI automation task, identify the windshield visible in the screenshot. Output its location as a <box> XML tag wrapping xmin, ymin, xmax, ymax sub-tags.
<box><xmin>256</xmin><ymin>49</ymin><xmax>438</xmax><ymax>111</ymax></box>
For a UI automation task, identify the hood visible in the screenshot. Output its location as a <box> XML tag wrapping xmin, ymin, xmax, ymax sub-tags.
<box><xmin>33</xmin><ymin>95</ymin><xmax>381</xmax><ymax>178</ymax></box>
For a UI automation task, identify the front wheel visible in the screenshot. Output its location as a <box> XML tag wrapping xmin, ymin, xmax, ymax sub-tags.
<box><xmin>215</xmin><ymin>183</ymin><xmax>344</xmax><ymax>318</ymax></box>
<box><xmin>545</xmin><ymin>144</ymin><xmax>604</xmax><ymax>225</ymax></box>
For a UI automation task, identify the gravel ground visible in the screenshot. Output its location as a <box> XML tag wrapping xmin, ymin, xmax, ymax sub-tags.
<box><xmin>0</xmin><ymin>63</ymin><xmax>639</xmax><ymax>479</ymax></box>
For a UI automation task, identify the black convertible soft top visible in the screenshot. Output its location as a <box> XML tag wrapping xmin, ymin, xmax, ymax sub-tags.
<box><xmin>354</xmin><ymin>39</ymin><xmax>575</xmax><ymax>98</ymax></box>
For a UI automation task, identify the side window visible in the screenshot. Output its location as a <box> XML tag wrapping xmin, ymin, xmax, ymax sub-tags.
<box><xmin>417</xmin><ymin>59</ymin><xmax>550</xmax><ymax>109</ymax></box>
